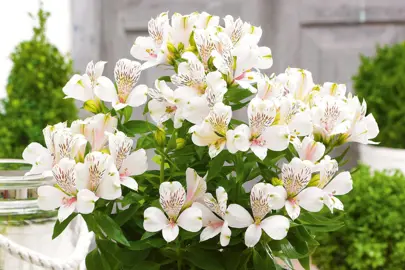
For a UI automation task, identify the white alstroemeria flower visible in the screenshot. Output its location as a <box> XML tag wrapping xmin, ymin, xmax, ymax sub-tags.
<box><xmin>63</xmin><ymin>61</ymin><xmax>107</xmax><ymax>102</ymax></box>
<box><xmin>107</xmin><ymin>131</ymin><xmax>148</xmax><ymax>191</ymax></box>
<box><xmin>193</xmin><ymin>187</ymin><xmax>231</xmax><ymax>247</ymax></box>
<box><xmin>311</xmin><ymin>96</ymin><xmax>350</xmax><ymax>141</ymax></box>
<box><xmin>23</xmin><ymin>123</ymin><xmax>86</xmax><ymax>176</ymax></box>
<box><xmin>143</xmin><ymin>181</ymin><xmax>203</xmax><ymax>242</ymax></box>
<box><xmin>193</xmin><ymin>29</ymin><xmax>217</xmax><ymax>70</ymax></box>
<box><xmin>195</xmin><ymin>12</ymin><xmax>219</xmax><ymax>30</ymax></box>
<box><xmin>148</xmin><ymin>80</ymin><xmax>184</xmax><ymax>128</ymax></box>
<box><xmin>190</xmin><ymin>103</ymin><xmax>232</xmax><ymax>158</ymax></box>
<box><xmin>130</xmin><ymin>12</ymin><xmax>170</xmax><ymax>69</ymax></box>
<box><xmin>225</xmin><ymin>183</ymin><xmax>290</xmax><ymax>247</ymax></box>
<box><xmin>344</xmin><ymin>96</ymin><xmax>379</xmax><ymax>144</ymax></box>
<box><xmin>94</xmin><ymin>59</ymin><xmax>148</xmax><ymax>110</ymax></box>
<box><xmin>184</xmin><ymin>168</ymin><xmax>207</xmax><ymax>207</ymax></box>
<box><xmin>256</xmin><ymin>74</ymin><xmax>284</xmax><ymax>101</ymax></box>
<box><xmin>280</xmin><ymin>68</ymin><xmax>315</xmax><ymax>103</ymax></box>
<box><xmin>294</xmin><ymin>136</ymin><xmax>325</xmax><ymax>164</ymax></box>
<box><xmin>169</xmin><ymin>12</ymin><xmax>198</xmax><ymax>47</ymax></box>
<box><xmin>226</xmin><ymin>97</ymin><xmax>289</xmax><ymax>160</ymax></box>
<box><xmin>223</xmin><ymin>15</ymin><xmax>262</xmax><ymax>47</ymax></box>
<box><xmin>278</xmin><ymin>158</ymin><xmax>325</xmax><ymax>220</ymax></box>
<box><xmin>75</xmin><ymin>152</ymin><xmax>122</xmax><ymax>206</ymax></box>
<box><xmin>319</xmin><ymin>82</ymin><xmax>347</xmax><ymax>100</ymax></box>
<box><xmin>37</xmin><ymin>158</ymin><xmax>98</xmax><ymax>221</ymax></box>
<box><xmin>313</xmin><ymin>156</ymin><xmax>352</xmax><ymax>212</ymax></box>
<box><xmin>71</xmin><ymin>113</ymin><xmax>118</xmax><ymax>152</ymax></box>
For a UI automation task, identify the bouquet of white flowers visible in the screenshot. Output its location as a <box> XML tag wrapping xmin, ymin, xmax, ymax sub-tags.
<box><xmin>23</xmin><ymin>11</ymin><xmax>379</xmax><ymax>270</ymax></box>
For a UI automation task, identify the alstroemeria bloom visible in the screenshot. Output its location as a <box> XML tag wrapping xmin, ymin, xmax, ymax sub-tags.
<box><xmin>314</xmin><ymin>156</ymin><xmax>353</xmax><ymax>212</ymax></box>
<box><xmin>95</xmin><ymin>59</ymin><xmax>148</xmax><ymax>110</ymax></box>
<box><xmin>193</xmin><ymin>187</ymin><xmax>231</xmax><ymax>247</ymax></box>
<box><xmin>62</xmin><ymin>60</ymin><xmax>107</xmax><ymax>102</ymax></box>
<box><xmin>75</xmin><ymin>152</ymin><xmax>122</xmax><ymax>206</ymax></box>
<box><xmin>169</xmin><ymin>12</ymin><xmax>198</xmax><ymax>47</ymax></box>
<box><xmin>130</xmin><ymin>12</ymin><xmax>170</xmax><ymax>69</ymax></box>
<box><xmin>143</xmin><ymin>181</ymin><xmax>203</xmax><ymax>242</ymax></box>
<box><xmin>226</xmin><ymin>97</ymin><xmax>289</xmax><ymax>160</ymax></box>
<box><xmin>71</xmin><ymin>113</ymin><xmax>117</xmax><ymax>152</ymax></box>
<box><xmin>256</xmin><ymin>74</ymin><xmax>284</xmax><ymax>101</ymax></box>
<box><xmin>294</xmin><ymin>136</ymin><xmax>325</xmax><ymax>164</ymax></box>
<box><xmin>343</xmin><ymin>95</ymin><xmax>379</xmax><ymax>145</ymax></box>
<box><xmin>37</xmin><ymin>158</ymin><xmax>98</xmax><ymax>222</ymax></box>
<box><xmin>190</xmin><ymin>103</ymin><xmax>232</xmax><ymax>158</ymax></box>
<box><xmin>223</xmin><ymin>15</ymin><xmax>262</xmax><ymax>47</ymax></box>
<box><xmin>319</xmin><ymin>82</ymin><xmax>347</xmax><ymax>100</ymax></box>
<box><xmin>280</xmin><ymin>68</ymin><xmax>315</xmax><ymax>103</ymax></box>
<box><xmin>148</xmin><ymin>80</ymin><xmax>184</xmax><ymax>128</ymax></box>
<box><xmin>279</xmin><ymin>158</ymin><xmax>325</xmax><ymax>220</ymax></box>
<box><xmin>107</xmin><ymin>131</ymin><xmax>148</xmax><ymax>191</ymax></box>
<box><xmin>171</xmin><ymin>53</ymin><xmax>227</xmax><ymax>124</ymax></box>
<box><xmin>194</xmin><ymin>12</ymin><xmax>219</xmax><ymax>30</ymax></box>
<box><xmin>311</xmin><ymin>96</ymin><xmax>350</xmax><ymax>142</ymax></box>
<box><xmin>225</xmin><ymin>183</ymin><xmax>290</xmax><ymax>247</ymax></box>
<box><xmin>23</xmin><ymin>123</ymin><xmax>86</xmax><ymax>176</ymax></box>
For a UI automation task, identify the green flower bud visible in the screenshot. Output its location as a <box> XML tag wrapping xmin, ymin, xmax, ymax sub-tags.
<box><xmin>83</xmin><ymin>99</ymin><xmax>103</xmax><ymax>114</ymax></box>
<box><xmin>154</xmin><ymin>128</ymin><xmax>166</xmax><ymax>147</ymax></box>
<box><xmin>176</xmin><ymin>138</ymin><xmax>186</xmax><ymax>149</ymax></box>
<box><xmin>271</xmin><ymin>177</ymin><xmax>283</xmax><ymax>186</ymax></box>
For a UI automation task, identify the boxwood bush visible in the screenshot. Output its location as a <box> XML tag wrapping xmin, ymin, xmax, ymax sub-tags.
<box><xmin>0</xmin><ymin>6</ymin><xmax>77</xmax><ymax>158</ymax></box>
<box><xmin>353</xmin><ymin>42</ymin><xmax>405</xmax><ymax>148</ymax></box>
<box><xmin>312</xmin><ymin>165</ymin><xmax>405</xmax><ymax>270</ymax></box>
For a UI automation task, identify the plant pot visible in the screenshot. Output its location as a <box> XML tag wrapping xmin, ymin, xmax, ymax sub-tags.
<box><xmin>358</xmin><ymin>144</ymin><xmax>405</xmax><ymax>173</ymax></box>
<box><xmin>0</xmin><ymin>159</ymin><xmax>77</xmax><ymax>270</ymax></box>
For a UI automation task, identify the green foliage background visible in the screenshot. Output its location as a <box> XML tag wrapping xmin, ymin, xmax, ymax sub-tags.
<box><xmin>353</xmin><ymin>42</ymin><xmax>405</xmax><ymax>148</ymax></box>
<box><xmin>0</xmin><ymin>7</ymin><xmax>77</xmax><ymax>158</ymax></box>
<box><xmin>312</xmin><ymin>166</ymin><xmax>405</xmax><ymax>270</ymax></box>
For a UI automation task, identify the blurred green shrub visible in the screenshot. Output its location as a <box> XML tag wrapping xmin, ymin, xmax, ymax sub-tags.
<box><xmin>353</xmin><ymin>42</ymin><xmax>405</xmax><ymax>148</ymax></box>
<box><xmin>312</xmin><ymin>165</ymin><xmax>405</xmax><ymax>270</ymax></box>
<box><xmin>0</xmin><ymin>6</ymin><xmax>77</xmax><ymax>158</ymax></box>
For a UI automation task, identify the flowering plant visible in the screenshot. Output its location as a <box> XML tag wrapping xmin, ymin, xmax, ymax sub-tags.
<box><xmin>24</xmin><ymin>12</ymin><xmax>379</xmax><ymax>270</ymax></box>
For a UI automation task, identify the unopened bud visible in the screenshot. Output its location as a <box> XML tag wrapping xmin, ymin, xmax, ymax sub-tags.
<box><xmin>271</xmin><ymin>177</ymin><xmax>283</xmax><ymax>186</ymax></box>
<box><xmin>154</xmin><ymin>128</ymin><xmax>166</xmax><ymax>147</ymax></box>
<box><xmin>83</xmin><ymin>99</ymin><xmax>102</xmax><ymax>114</ymax></box>
<box><xmin>176</xmin><ymin>138</ymin><xmax>186</xmax><ymax>149</ymax></box>
<box><xmin>167</xmin><ymin>43</ymin><xmax>176</xmax><ymax>54</ymax></box>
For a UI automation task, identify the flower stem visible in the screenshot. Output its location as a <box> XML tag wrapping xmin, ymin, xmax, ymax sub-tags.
<box><xmin>160</xmin><ymin>152</ymin><xmax>165</xmax><ymax>184</ymax></box>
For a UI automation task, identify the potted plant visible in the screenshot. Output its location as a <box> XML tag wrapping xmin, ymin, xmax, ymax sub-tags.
<box><xmin>22</xmin><ymin>12</ymin><xmax>378</xmax><ymax>269</ymax></box>
<box><xmin>354</xmin><ymin>42</ymin><xmax>405</xmax><ymax>172</ymax></box>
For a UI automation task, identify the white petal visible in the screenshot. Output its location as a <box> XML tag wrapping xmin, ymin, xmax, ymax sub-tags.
<box><xmin>251</xmin><ymin>145</ymin><xmax>268</xmax><ymax>160</ymax></box>
<box><xmin>94</xmin><ymin>76</ymin><xmax>117</xmax><ymax>102</ymax></box>
<box><xmin>285</xmin><ymin>200</ymin><xmax>301</xmax><ymax>220</ymax></box>
<box><xmin>94</xmin><ymin>61</ymin><xmax>107</xmax><ymax>78</ymax></box>
<box><xmin>297</xmin><ymin>187</ymin><xmax>324</xmax><ymax>212</ymax></box>
<box><xmin>192</xmin><ymin>202</ymin><xmax>222</xmax><ymax>226</ymax></box>
<box><xmin>26</xmin><ymin>152</ymin><xmax>53</xmax><ymax>176</ymax></box>
<box><xmin>208</xmin><ymin>140</ymin><xmax>226</xmax><ymax>158</ymax></box>
<box><xmin>257</xmin><ymin>46</ymin><xmax>273</xmax><ymax>69</ymax></box>
<box><xmin>323</xmin><ymin>171</ymin><xmax>352</xmax><ymax>196</ymax></box>
<box><xmin>121</xmin><ymin>149</ymin><xmax>148</xmax><ymax>177</ymax></box>
<box><xmin>22</xmin><ymin>142</ymin><xmax>49</xmax><ymax>164</ymax></box>
<box><xmin>143</xmin><ymin>207</ymin><xmax>168</xmax><ymax>232</ymax></box>
<box><xmin>159</xmin><ymin>181</ymin><xmax>186</xmax><ymax>218</ymax></box>
<box><xmin>183</xmin><ymin>96</ymin><xmax>210</xmax><ymax>125</ymax></box>
<box><xmin>130</xmin><ymin>36</ymin><xmax>158</xmax><ymax>62</ymax></box>
<box><xmin>127</xmin><ymin>84</ymin><xmax>148</xmax><ymax>107</ymax></box>
<box><xmin>162</xmin><ymin>224</ymin><xmax>180</xmax><ymax>243</ymax></box>
<box><xmin>76</xmin><ymin>189</ymin><xmax>98</xmax><ymax>214</ymax></box>
<box><xmin>245</xmin><ymin>224</ymin><xmax>262</xmax><ymax>247</ymax></box>
<box><xmin>268</xmin><ymin>185</ymin><xmax>287</xmax><ymax>210</ymax></box>
<box><xmin>177</xmin><ymin>207</ymin><xmax>203</xmax><ymax>232</ymax></box>
<box><xmin>226</xmin><ymin>124</ymin><xmax>251</xmax><ymax>153</ymax></box>
<box><xmin>37</xmin><ymin>186</ymin><xmax>65</xmax><ymax>210</ymax></box>
<box><xmin>220</xmin><ymin>221</ymin><xmax>231</xmax><ymax>247</ymax></box>
<box><xmin>185</xmin><ymin>168</ymin><xmax>207</xmax><ymax>204</ymax></box>
<box><xmin>200</xmin><ymin>225</ymin><xmax>222</xmax><ymax>242</ymax></box>
<box><xmin>120</xmin><ymin>176</ymin><xmax>139</xmax><ymax>191</ymax></box>
<box><xmin>58</xmin><ymin>202</ymin><xmax>76</xmax><ymax>222</ymax></box>
<box><xmin>296</xmin><ymin>137</ymin><xmax>325</xmax><ymax>163</ymax></box>
<box><xmin>261</xmin><ymin>215</ymin><xmax>290</xmax><ymax>240</ymax></box>
<box><xmin>225</xmin><ymin>204</ymin><xmax>254</xmax><ymax>228</ymax></box>
<box><xmin>262</xmin><ymin>125</ymin><xmax>290</xmax><ymax>151</ymax></box>
<box><xmin>96</xmin><ymin>163</ymin><xmax>122</xmax><ymax>200</ymax></box>
<box><xmin>289</xmin><ymin>111</ymin><xmax>312</xmax><ymax>137</ymax></box>
<box><xmin>74</xmin><ymin>162</ymin><xmax>90</xmax><ymax>191</ymax></box>
<box><xmin>63</xmin><ymin>74</ymin><xmax>93</xmax><ymax>102</ymax></box>
<box><xmin>324</xmin><ymin>195</ymin><xmax>344</xmax><ymax>213</ymax></box>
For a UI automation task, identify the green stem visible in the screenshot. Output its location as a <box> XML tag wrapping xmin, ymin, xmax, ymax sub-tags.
<box><xmin>160</xmin><ymin>152</ymin><xmax>165</xmax><ymax>184</ymax></box>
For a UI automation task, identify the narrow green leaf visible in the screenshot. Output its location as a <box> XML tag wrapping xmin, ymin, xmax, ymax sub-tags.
<box><xmin>124</xmin><ymin>120</ymin><xmax>157</xmax><ymax>134</ymax></box>
<box><xmin>52</xmin><ymin>213</ymin><xmax>77</xmax><ymax>239</ymax></box>
<box><xmin>131</xmin><ymin>261</ymin><xmax>160</xmax><ymax>270</ymax></box>
<box><xmin>122</xmin><ymin>106</ymin><xmax>133</xmax><ymax>123</ymax></box>
<box><xmin>128</xmin><ymin>238</ymin><xmax>166</xmax><ymax>250</ymax></box>
<box><xmin>185</xmin><ymin>248</ymin><xmax>225</xmax><ymax>270</ymax></box>
<box><xmin>86</xmin><ymin>249</ymin><xmax>111</xmax><ymax>270</ymax></box>
<box><xmin>157</xmin><ymin>75</ymin><xmax>171</xmax><ymax>82</ymax></box>
<box><xmin>94</xmin><ymin>211</ymin><xmax>130</xmax><ymax>246</ymax></box>
<box><xmin>298</xmin><ymin>256</ymin><xmax>311</xmax><ymax>270</ymax></box>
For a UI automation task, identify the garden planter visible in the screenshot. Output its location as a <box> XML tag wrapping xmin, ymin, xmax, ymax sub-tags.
<box><xmin>358</xmin><ymin>144</ymin><xmax>405</xmax><ymax>173</ymax></box>
<box><xmin>0</xmin><ymin>159</ymin><xmax>76</xmax><ymax>270</ymax></box>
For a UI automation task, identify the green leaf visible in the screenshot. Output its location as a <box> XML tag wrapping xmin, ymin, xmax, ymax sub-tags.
<box><xmin>253</xmin><ymin>249</ymin><xmax>276</xmax><ymax>270</ymax></box>
<box><xmin>124</xmin><ymin>120</ymin><xmax>157</xmax><ymax>134</ymax></box>
<box><xmin>141</xmin><ymin>231</ymin><xmax>158</xmax><ymax>240</ymax></box>
<box><xmin>298</xmin><ymin>256</ymin><xmax>311</xmax><ymax>270</ymax></box>
<box><xmin>157</xmin><ymin>76</ymin><xmax>171</xmax><ymax>83</ymax></box>
<box><xmin>131</xmin><ymin>261</ymin><xmax>160</xmax><ymax>270</ymax></box>
<box><xmin>207</xmin><ymin>150</ymin><xmax>230</xmax><ymax>180</ymax></box>
<box><xmin>52</xmin><ymin>213</ymin><xmax>77</xmax><ymax>239</ymax></box>
<box><xmin>114</xmin><ymin>204</ymin><xmax>141</xmax><ymax>226</ymax></box>
<box><xmin>86</xmin><ymin>249</ymin><xmax>111</xmax><ymax>270</ymax></box>
<box><xmin>93</xmin><ymin>211</ymin><xmax>130</xmax><ymax>246</ymax></box>
<box><xmin>129</xmin><ymin>238</ymin><xmax>166</xmax><ymax>250</ymax></box>
<box><xmin>280</xmin><ymin>239</ymin><xmax>308</xmax><ymax>259</ymax></box>
<box><xmin>136</xmin><ymin>135</ymin><xmax>155</xmax><ymax>149</ymax></box>
<box><xmin>122</xmin><ymin>106</ymin><xmax>133</xmax><ymax>123</ymax></box>
<box><xmin>185</xmin><ymin>248</ymin><xmax>225</xmax><ymax>270</ymax></box>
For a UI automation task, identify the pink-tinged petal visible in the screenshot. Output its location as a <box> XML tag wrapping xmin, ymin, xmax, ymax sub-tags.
<box><xmin>127</xmin><ymin>84</ymin><xmax>148</xmax><ymax>107</ymax></box>
<box><xmin>225</xmin><ymin>204</ymin><xmax>254</xmax><ymax>228</ymax></box>
<box><xmin>261</xmin><ymin>215</ymin><xmax>290</xmax><ymax>240</ymax></box>
<box><xmin>76</xmin><ymin>189</ymin><xmax>98</xmax><ymax>214</ymax></box>
<box><xmin>58</xmin><ymin>201</ymin><xmax>77</xmax><ymax>222</ymax></box>
<box><xmin>296</xmin><ymin>137</ymin><xmax>325</xmax><ymax>163</ymax></box>
<box><xmin>251</xmin><ymin>144</ymin><xmax>268</xmax><ymax>161</ymax></box>
<box><xmin>192</xmin><ymin>202</ymin><xmax>221</xmax><ymax>226</ymax></box>
<box><xmin>162</xmin><ymin>223</ymin><xmax>180</xmax><ymax>243</ymax></box>
<box><xmin>120</xmin><ymin>176</ymin><xmax>139</xmax><ymax>191</ymax></box>
<box><xmin>297</xmin><ymin>187</ymin><xmax>324</xmax><ymax>212</ymax></box>
<box><xmin>200</xmin><ymin>225</ymin><xmax>222</xmax><ymax>242</ymax></box>
<box><xmin>220</xmin><ymin>221</ymin><xmax>232</xmax><ymax>247</ymax></box>
<box><xmin>177</xmin><ymin>207</ymin><xmax>203</xmax><ymax>232</ymax></box>
<box><xmin>159</xmin><ymin>181</ymin><xmax>186</xmax><ymax>219</ymax></box>
<box><xmin>37</xmin><ymin>186</ymin><xmax>65</xmax><ymax>211</ymax></box>
<box><xmin>185</xmin><ymin>168</ymin><xmax>207</xmax><ymax>204</ymax></box>
<box><xmin>121</xmin><ymin>149</ymin><xmax>148</xmax><ymax>177</ymax></box>
<box><xmin>285</xmin><ymin>200</ymin><xmax>301</xmax><ymax>220</ymax></box>
<box><xmin>245</xmin><ymin>224</ymin><xmax>262</xmax><ymax>247</ymax></box>
<box><xmin>144</xmin><ymin>207</ymin><xmax>168</xmax><ymax>232</ymax></box>
<box><xmin>324</xmin><ymin>171</ymin><xmax>352</xmax><ymax>196</ymax></box>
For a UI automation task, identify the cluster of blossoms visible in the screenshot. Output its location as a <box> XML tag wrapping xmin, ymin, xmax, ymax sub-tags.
<box><xmin>25</xmin><ymin>11</ymin><xmax>379</xmax><ymax>263</ymax></box>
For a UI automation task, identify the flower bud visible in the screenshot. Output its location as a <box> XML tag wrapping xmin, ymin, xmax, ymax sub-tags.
<box><xmin>83</xmin><ymin>99</ymin><xmax>103</xmax><ymax>114</ymax></box>
<box><xmin>167</xmin><ymin>43</ymin><xmax>177</xmax><ymax>54</ymax></box>
<box><xmin>271</xmin><ymin>177</ymin><xmax>283</xmax><ymax>186</ymax></box>
<box><xmin>154</xmin><ymin>128</ymin><xmax>166</xmax><ymax>147</ymax></box>
<box><xmin>176</xmin><ymin>138</ymin><xmax>186</xmax><ymax>149</ymax></box>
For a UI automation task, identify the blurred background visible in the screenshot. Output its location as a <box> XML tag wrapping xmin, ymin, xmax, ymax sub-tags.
<box><xmin>1</xmin><ymin>0</ymin><xmax>405</xmax><ymax>269</ymax></box>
